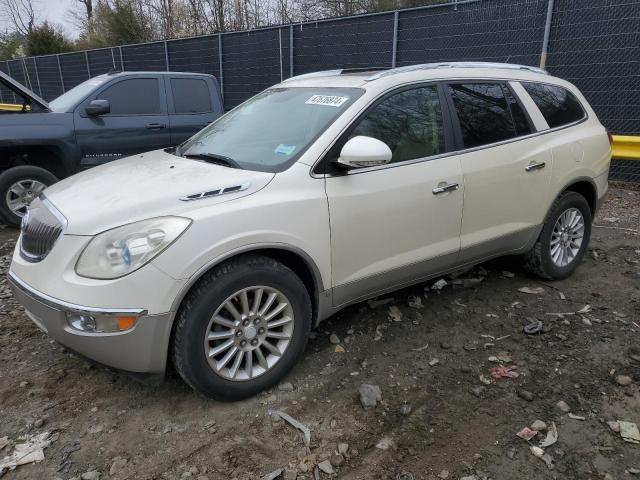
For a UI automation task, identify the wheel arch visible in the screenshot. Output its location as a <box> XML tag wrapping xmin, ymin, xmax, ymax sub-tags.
<box><xmin>560</xmin><ymin>177</ymin><xmax>597</xmax><ymax>215</ymax></box>
<box><xmin>0</xmin><ymin>145</ymin><xmax>70</xmax><ymax>179</ymax></box>
<box><xmin>170</xmin><ymin>244</ymin><xmax>326</xmax><ymax>327</ymax></box>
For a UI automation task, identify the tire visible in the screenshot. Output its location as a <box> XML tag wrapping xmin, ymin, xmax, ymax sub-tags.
<box><xmin>172</xmin><ymin>255</ymin><xmax>312</xmax><ymax>401</ymax></box>
<box><xmin>523</xmin><ymin>191</ymin><xmax>592</xmax><ymax>280</ymax></box>
<box><xmin>0</xmin><ymin>166</ymin><xmax>58</xmax><ymax>227</ymax></box>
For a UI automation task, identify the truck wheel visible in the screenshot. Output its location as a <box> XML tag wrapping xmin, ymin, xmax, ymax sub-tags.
<box><xmin>0</xmin><ymin>166</ymin><xmax>58</xmax><ymax>227</ymax></box>
<box><xmin>523</xmin><ymin>191</ymin><xmax>592</xmax><ymax>280</ymax></box>
<box><xmin>172</xmin><ymin>255</ymin><xmax>312</xmax><ymax>401</ymax></box>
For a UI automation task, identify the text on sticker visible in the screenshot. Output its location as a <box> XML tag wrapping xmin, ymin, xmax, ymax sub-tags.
<box><xmin>305</xmin><ymin>95</ymin><xmax>349</xmax><ymax>107</ymax></box>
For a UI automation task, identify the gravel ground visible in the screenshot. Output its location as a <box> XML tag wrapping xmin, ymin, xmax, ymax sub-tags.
<box><xmin>0</xmin><ymin>186</ymin><xmax>639</xmax><ymax>480</ymax></box>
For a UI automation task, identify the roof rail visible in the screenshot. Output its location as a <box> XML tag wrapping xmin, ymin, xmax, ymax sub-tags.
<box><xmin>283</xmin><ymin>67</ymin><xmax>389</xmax><ymax>83</ymax></box>
<box><xmin>365</xmin><ymin>62</ymin><xmax>548</xmax><ymax>80</ymax></box>
<box><xmin>282</xmin><ymin>69</ymin><xmax>344</xmax><ymax>82</ymax></box>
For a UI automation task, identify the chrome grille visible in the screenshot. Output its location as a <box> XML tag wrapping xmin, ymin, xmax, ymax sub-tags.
<box><xmin>20</xmin><ymin>196</ymin><xmax>66</xmax><ymax>262</ymax></box>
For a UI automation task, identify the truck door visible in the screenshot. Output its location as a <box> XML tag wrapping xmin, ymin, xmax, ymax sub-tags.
<box><xmin>166</xmin><ymin>76</ymin><xmax>223</xmax><ymax>145</ymax></box>
<box><xmin>74</xmin><ymin>75</ymin><xmax>171</xmax><ymax>167</ymax></box>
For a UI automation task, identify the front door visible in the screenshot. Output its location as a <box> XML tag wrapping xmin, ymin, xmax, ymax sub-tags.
<box><xmin>325</xmin><ymin>84</ymin><xmax>464</xmax><ymax>306</ymax></box>
<box><xmin>75</xmin><ymin>76</ymin><xmax>171</xmax><ymax>167</ymax></box>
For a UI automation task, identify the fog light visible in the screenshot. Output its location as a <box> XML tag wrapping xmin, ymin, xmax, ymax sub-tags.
<box><xmin>68</xmin><ymin>314</ymin><xmax>97</xmax><ymax>332</ymax></box>
<box><xmin>67</xmin><ymin>313</ymin><xmax>139</xmax><ymax>333</ymax></box>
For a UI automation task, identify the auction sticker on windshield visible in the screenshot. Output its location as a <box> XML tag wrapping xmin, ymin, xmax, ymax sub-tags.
<box><xmin>305</xmin><ymin>95</ymin><xmax>349</xmax><ymax>107</ymax></box>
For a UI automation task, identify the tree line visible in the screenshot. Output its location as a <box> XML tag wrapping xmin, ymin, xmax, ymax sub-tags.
<box><xmin>1</xmin><ymin>0</ymin><xmax>445</xmax><ymax>59</ymax></box>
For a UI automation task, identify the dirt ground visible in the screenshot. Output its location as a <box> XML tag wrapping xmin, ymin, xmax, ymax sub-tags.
<box><xmin>0</xmin><ymin>186</ymin><xmax>639</xmax><ymax>480</ymax></box>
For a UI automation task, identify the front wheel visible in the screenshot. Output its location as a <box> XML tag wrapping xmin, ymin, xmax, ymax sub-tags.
<box><xmin>0</xmin><ymin>166</ymin><xmax>58</xmax><ymax>227</ymax></box>
<box><xmin>523</xmin><ymin>191</ymin><xmax>592</xmax><ymax>280</ymax></box>
<box><xmin>172</xmin><ymin>255</ymin><xmax>312</xmax><ymax>400</ymax></box>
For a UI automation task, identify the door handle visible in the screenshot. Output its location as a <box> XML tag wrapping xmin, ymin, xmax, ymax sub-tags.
<box><xmin>432</xmin><ymin>183</ymin><xmax>459</xmax><ymax>195</ymax></box>
<box><xmin>145</xmin><ymin>123</ymin><xmax>166</xmax><ymax>130</ymax></box>
<box><xmin>525</xmin><ymin>161</ymin><xmax>546</xmax><ymax>172</ymax></box>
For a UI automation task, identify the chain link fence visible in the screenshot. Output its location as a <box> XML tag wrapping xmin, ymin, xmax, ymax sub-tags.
<box><xmin>1</xmin><ymin>0</ymin><xmax>638</xmax><ymax>181</ymax></box>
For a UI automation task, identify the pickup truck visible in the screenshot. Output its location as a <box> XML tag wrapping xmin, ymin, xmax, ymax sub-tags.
<box><xmin>0</xmin><ymin>70</ymin><xmax>223</xmax><ymax>226</ymax></box>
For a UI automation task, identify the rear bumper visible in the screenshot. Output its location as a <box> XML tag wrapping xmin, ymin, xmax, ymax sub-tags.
<box><xmin>8</xmin><ymin>272</ymin><xmax>173</xmax><ymax>374</ymax></box>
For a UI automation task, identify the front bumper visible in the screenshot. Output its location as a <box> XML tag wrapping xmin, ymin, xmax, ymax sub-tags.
<box><xmin>9</xmin><ymin>272</ymin><xmax>174</xmax><ymax>373</ymax></box>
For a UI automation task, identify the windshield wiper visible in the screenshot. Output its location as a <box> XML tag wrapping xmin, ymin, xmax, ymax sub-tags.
<box><xmin>182</xmin><ymin>152</ymin><xmax>243</xmax><ymax>169</ymax></box>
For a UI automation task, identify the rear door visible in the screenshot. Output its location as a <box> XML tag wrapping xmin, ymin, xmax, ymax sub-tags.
<box><xmin>74</xmin><ymin>75</ymin><xmax>170</xmax><ymax>167</ymax></box>
<box><xmin>444</xmin><ymin>81</ymin><xmax>552</xmax><ymax>262</ymax></box>
<box><xmin>166</xmin><ymin>76</ymin><xmax>223</xmax><ymax>145</ymax></box>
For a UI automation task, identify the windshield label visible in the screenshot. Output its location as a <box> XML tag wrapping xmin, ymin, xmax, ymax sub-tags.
<box><xmin>305</xmin><ymin>95</ymin><xmax>349</xmax><ymax>107</ymax></box>
<box><xmin>274</xmin><ymin>144</ymin><xmax>296</xmax><ymax>156</ymax></box>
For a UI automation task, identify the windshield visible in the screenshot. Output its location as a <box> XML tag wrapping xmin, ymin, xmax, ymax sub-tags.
<box><xmin>179</xmin><ymin>87</ymin><xmax>364</xmax><ymax>172</ymax></box>
<box><xmin>49</xmin><ymin>76</ymin><xmax>110</xmax><ymax>112</ymax></box>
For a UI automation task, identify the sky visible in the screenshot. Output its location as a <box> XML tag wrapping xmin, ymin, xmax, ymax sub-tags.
<box><xmin>40</xmin><ymin>0</ymin><xmax>81</xmax><ymax>37</ymax></box>
<box><xmin>1</xmin><ymin>0</ymin><xmax>81</xmax><ymax>38</ymax></box>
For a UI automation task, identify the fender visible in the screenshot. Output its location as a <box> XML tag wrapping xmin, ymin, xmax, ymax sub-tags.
<box><xmin>168</xmin><ymin>241</ymin><xmax>328</xmax><ymax>315</ymax></box>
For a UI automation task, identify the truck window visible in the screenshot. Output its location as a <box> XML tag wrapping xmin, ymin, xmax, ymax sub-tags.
<box><xmin>171</xmin><ymin>78</ymin><xmax>212</xmax><ymax>114</ymax></box>
<box><xmin>97</xmin><ymin>78</ymin><xmax>161</xmax><ymax>115</ymax></box>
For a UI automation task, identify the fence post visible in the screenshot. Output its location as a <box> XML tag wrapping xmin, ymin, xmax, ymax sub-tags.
<box><xmin>289</xmin><ymin>25</ymin><xmax>294</xmax><ymax>77</ymax></box>
<box><xmin>164</xmin><ymin>41</ymin><xmax>170</xmax><ymax>71</ymax></box>
<box><xmin>33</xmin><ymin>58</ymin><xmax>42</xmax><ymax>97</ymax></box>
<box><xmin>85</xmin><ymin>50</ymin><xmax>91</xmax><ymax>78</ymax></box>
<box><xmin>56</xmin><ymin>55</ymin><xmax>66</xmax><ymax>93</ymax></box>
<box><xmin>119</xmin><ymin>46</ymin><xmax>124</xmax><ymax>71</ymax></box>
<box><xmin>110</xmin><ymin>48</ymin><xmax>116</xmax><ymax>70</ymax></box>
<box><xmin>218</xmin><ymin>34</ymin><xmax>224</xmax><ymax>100</ymax></box>
<box><xmin>21</xmin><ymin>58</ymin><xmax>33</xmax><ymax>91</ymax></box>
<box><xmin>540</xmin><ymin>0</ymin><xmax>555</xmax><ymax>69</ymax></box>
<box><xmin>391</xmin><ymin>10</ymin><xmax>399</xmax><ymax>68</ymax></box>
<box><xmin>278</xmin><ymin>28</ymin><xmax>283</xmax><ymax>81</ymax></box>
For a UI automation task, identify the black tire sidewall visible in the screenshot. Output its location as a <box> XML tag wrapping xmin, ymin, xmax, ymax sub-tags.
<box><xmin>0</xmin><ymin>166</ymin><xmax>58</xmax><ymax>227</ymax></box>
<box><xmin>175</xmin><ymin>259</ymin><xmax>311</xmax><ymax>401</ymax></box>
<box><xmin>538</xmin><ymin>192</ymin><xmax>592</xmax><ymax>279</ymax></box>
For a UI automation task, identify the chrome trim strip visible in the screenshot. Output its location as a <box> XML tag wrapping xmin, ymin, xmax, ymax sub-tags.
<box><xmin>41</xmin><ymin>194</ymin><xmax>68</xmax><ymax>229</ymax></box>
<box><xmin>179</xmin><ymin>182</ymin><xmax>250</xmax><ymax>202</ymax></box>
<box><xmin>8</xmin><ymin>271</ymin><xmax>147</xmax><ymax>316</ymax></box>
<box><xmin>309</xmin><ymin>77</ymin><xmax>589</xmax><ymax>178</ymax></box>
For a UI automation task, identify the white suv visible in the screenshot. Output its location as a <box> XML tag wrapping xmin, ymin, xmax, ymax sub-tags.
<box><xmin>9</xmin><ymin>63</ymin><xmax>611</xmax><ymax>400</ymax></box>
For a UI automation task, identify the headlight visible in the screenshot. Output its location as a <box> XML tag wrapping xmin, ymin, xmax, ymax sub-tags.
<box><xmin>75</xmin><ymin>217</ymin><xmax>191</xmax><ymax>279</ymax></box>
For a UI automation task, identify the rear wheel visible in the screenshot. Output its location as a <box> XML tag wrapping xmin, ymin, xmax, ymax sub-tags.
<box><xmin>172</xmin><ymin>255</ymin><xmax>312</xmax><ymax>400</ymax></box>
<box><xmin>0</xmin><ymin>166</ymin><xmax>58</xmax><ymax>227</ymax></box>
<box><xmin>523</xmin><ymin>191</ymin><xmax>592</xmax><ymax>280</ymax></box>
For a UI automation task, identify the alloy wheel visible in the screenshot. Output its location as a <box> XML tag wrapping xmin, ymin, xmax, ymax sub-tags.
<box><xmin>550</xmin><ymin>207</ymin><xmax>585</xmax><ymax>267</ymax></box>
<box><xmin>204</xmin><ymin>286</ymin><xmax>294</xmax><ymax>381</ymax></box>
<box><xmin>6</xmin><ymin>179</ymin><xmax>46</xmax><ymax>217</ymax></box>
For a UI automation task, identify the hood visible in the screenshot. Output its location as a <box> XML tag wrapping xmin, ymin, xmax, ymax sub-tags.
<box><xmin>44</xmin><ymin>149</ymin><xmax>275</xmax><ymax>235</ymax></box>
<box><xmin>0</xmin><ymin>70</ymin><xmax>49</xmax><ymax>111</ymax></box>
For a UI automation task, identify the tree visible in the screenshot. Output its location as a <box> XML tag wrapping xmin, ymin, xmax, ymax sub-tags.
<box><xmin>91</xmin><ymin>0</ymin><xmax>153</xmax><ymax>46</ymax></box>
<box><xmin>0</xmin><ymin>30</ymin><xmax>24</xmax><ymax>59</ymax></box>
<box><xmin>1</xmin><ymin>0</ymin><xmax>35</xmax><ymax>36</ymax></box>
<box><xmin>24</xmin><ymin>21</ymin><xmax>72</xmax><ymax>55</ymax></box>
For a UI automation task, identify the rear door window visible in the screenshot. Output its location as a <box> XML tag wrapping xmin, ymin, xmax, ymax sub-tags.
<box><xmin>522</xmin><ymin>82</ymin><xmax>586</xmax><ymax>128</ymax></box>
<box><xmin>503</xmin><ymin>85</ymin><xmax>532</xmax><ymax>136</ymax></box>
<box><xmin>97</xmin><ymin>78</ymin><xmax>161</xmax><ymax>115</ymax></box>
<box><xmin>171</xmin><ymin>78</ymin><xmax>212</xmax><ymax>114</ymax></box>
<box><xmin>447</xmin><ymin>82</ymin><xmax>521</xmax><ymax>149</ymax></box>
<box><xmin>350</xmin><ymin>85</ymin><xmax>446</xmax><ymax>164</ymax></box>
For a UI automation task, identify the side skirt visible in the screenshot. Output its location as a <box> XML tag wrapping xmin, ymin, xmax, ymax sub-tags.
<box><xmin>316</xmin><ymin>225</ymin><xmax>542</xmax><ymax>325</ymax></box>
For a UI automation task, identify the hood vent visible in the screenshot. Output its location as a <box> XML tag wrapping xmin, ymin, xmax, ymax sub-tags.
<box><xmin>179</xmin><ymin>183</ymin><xmax>249</xmax><ymax>202</ymax></box>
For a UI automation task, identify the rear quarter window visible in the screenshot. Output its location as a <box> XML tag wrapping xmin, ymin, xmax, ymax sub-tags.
<box><xmin>522</xmin><ymin>82</ymin><xmax>586</xmax><ymax>128</ymax></box>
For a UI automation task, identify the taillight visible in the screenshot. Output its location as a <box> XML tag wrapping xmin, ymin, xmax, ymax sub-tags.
<box><xmin>607</xmin><ymin>131</ymin><xmax>614</xmax><ymax>146</ymax></box>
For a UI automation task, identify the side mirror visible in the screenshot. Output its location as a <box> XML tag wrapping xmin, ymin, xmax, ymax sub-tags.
<box><xmin>337</xmin><ymin>136</ymin><xmax>392</xmax><ymax>169</ymax></box>
<box><xmin>85</xmin><ymin>99</ymin><xmax>110</xmax><ymax>116</ymax></box>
